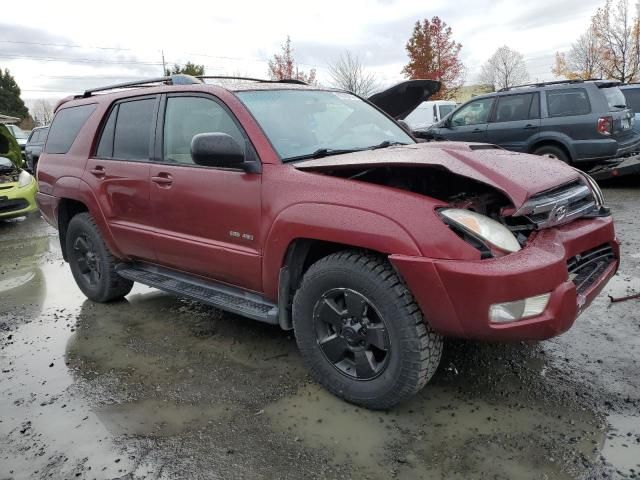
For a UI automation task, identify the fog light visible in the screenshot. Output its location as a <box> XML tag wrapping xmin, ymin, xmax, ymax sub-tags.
<box><xmin>489</xmin><ymin>293</ymin><xmax>551</xmax><ymax>323</ymax></box>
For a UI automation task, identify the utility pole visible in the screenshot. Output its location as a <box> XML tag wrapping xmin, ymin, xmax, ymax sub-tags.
<box><xmin>162</xmin><ymin>50</ymin><xmax>166</xmax><ymax>76</ymax></box>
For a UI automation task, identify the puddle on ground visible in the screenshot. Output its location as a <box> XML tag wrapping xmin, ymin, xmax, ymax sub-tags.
<box><xmin>2</xmin><ymin>214</ymin><xmax>639</xmax><ymax>479</ymax></box>
<box><xmin>97</xmin><ymin>399</ymin><xmax>229</xmax><ymax>437</ymax></box>
<box><xmin>267</xmin><ymin>383</ymin><xmax>602</xmax><ymax>480</ymax></box>
<box><xmin>602</xmin><ymin>413</ymin><xmax>640</xmax><ymax>474</ymax></box>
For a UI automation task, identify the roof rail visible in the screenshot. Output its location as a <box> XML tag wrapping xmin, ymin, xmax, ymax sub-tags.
<box><xmin>197</xmin><ymin>76</ymin><xmax>308</xmax><ymax>85</ymax></box>
<box><xmin>80</xmin><ymin>74</ymin><xmax>203</xmax><ymax>98</ymax></box>
<box><xmin>498</xmin><ymin>78</ymin><xmax>604</xmax><ymax>92</ymax></box>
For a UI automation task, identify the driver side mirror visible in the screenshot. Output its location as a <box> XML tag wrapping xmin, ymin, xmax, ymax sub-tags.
<box><xmin>191</xmin><ymin>133</ymin><xmax>245</xmax><ymax>169</ymax></box>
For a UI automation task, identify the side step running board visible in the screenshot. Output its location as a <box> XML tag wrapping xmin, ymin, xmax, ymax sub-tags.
<box><xmin>116</xmin><ymin>263</ymin><xmax>279</xmax><ymax>325</ymax></box>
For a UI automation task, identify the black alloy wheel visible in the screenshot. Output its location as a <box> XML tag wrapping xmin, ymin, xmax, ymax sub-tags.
<box><xmin>313</xmin><ymin>288</ymin><xmax>390</xmax><ymax>380</ymax></box>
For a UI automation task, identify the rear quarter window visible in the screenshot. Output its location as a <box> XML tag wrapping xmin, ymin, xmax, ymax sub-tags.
<box><xmin>45</xmin><ymin>104</ymin><xmax>97</xmax><ymax>154</ymax></box>
<box><xmin>546</xmin><ymin>88</ymin><xmax>591</xmax><ymax>117</ymax></box>
<box><xmin>622</xmin><ymin>88</ymin><xmax>640</xmax><ymax>113</ymax></box>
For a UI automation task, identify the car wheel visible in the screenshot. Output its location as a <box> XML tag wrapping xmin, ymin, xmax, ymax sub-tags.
<box><xmin>533</xmin><ymin>145</ymin><xmax>570</xmax><ymax>163</ymax></box>
<box><xmin>292</xmin><ymin>251</ymin><xmax>443</xmax><ymax>409</ymax></box>
<box><xmin>66</xmin><ymin>212</ymin><xmax>133</xmax><ymax>302</ymax></box>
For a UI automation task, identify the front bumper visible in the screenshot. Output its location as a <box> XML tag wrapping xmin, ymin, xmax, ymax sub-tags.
<box><xmin>390</xmin><ymin>216</ymin><xmax>618</xmax><ymax>341</ymax></box>
<box><xmin>0</xmin><ymin>179</ymin><xmax>38</xmax><ymax>219</ymax></box>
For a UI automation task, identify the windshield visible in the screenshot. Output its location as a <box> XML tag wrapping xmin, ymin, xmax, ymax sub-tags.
<box><xmin>601</xmin><ymin>86</ymin><xmax>627</xmax><ymax>110</ymax></box>
<box><xmin>439</xmin><ymin>104</ymin><xmax>455</xmax><ymax>118</ymax></box>
<box><xmin>7</xmin><ymin>125</ymin><xmax>28</xmax><ymax>139</ymax></box>
<box><xmin>236</xmin><ymin>89</ymin><xmax>414</xmax><ymax>161</ymax></box>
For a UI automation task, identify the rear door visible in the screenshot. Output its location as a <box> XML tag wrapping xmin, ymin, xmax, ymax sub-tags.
<box><xmin>83</xmin><ymin>95</ymin><xmax>158</xmax><ymax>262</ymax></box>
<box><xmin>436</xmin><ymin>97</ymin><xmax>494</xmax><ymax>143</ymax></box>
<box><xmin>486</xmin><ymin>92</ymin><xmax>540</xmax><ymax>151</ymax></box>
<box><xmin>149</xmin><ymin>93</ymin><xmax>263</xmax><ymax>292</ymax></box>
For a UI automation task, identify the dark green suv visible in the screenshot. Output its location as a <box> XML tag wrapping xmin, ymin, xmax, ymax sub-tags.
<box><xmin>415</xmin><ymin>79</ymin><xmax>640</xmax><ymax>165</ymax></box>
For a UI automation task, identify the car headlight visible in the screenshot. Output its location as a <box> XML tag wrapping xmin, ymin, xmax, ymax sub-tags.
<box><xmin>440</xmin><ymin>208</ymin><xmax>522</xmax><ymax>254</ymax></box>
<box><xmin>18</xmin><ymin>170</ymin><xmax>33</xmax><ymax>188</ymax></box>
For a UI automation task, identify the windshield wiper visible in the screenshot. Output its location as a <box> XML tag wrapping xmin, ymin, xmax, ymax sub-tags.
<box><xmin>283</xmin><ymin>148</ymin><xmax>362</xmax><ymax>162</ymax></box>
<box><xmin>612</xmin><ymin>104</ymin><xmax>627</xmax><ymax>108</ymax></box>
<box><xmin>369</xmin><ymin>140</ymin><xmax>408</xmax><ymax>150</ymax></box>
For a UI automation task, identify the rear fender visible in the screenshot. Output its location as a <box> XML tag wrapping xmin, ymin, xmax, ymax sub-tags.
<box><xmin>53</xmin><ymin>177</ymin><xmax>125</xmax><ymax>260</ymax></box>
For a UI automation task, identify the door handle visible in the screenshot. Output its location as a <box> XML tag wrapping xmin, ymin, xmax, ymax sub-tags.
<box><xmin>89</xmin><ymin>166</ymin><xmax>105</xmax><ymax>178</ymax></box>
<box><xmin>151</xmin><ymin>173</ymin><xmax>173</xmax><ymax>186</ymax></box>
<box><xmin>472</xmin><ymin>128</ymin><xmax>484</xmax><ymax>133</ymax></box>
<box><xmin>524</xmin><ymin>124</ymin><xmax>539</xmax><ymax>130</ymax></box>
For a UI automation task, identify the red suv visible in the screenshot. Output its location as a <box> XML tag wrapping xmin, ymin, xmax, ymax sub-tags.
<box><xmin>36</xmin><ymin>75</ymin><xmax>619</xmax><ymax>409</ymax></box>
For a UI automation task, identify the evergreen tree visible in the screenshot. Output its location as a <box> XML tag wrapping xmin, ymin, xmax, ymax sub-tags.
<box><xmin>0</xmin><ymin>68</ymin><xmax>29</xmax><ymax>119</ymax></box>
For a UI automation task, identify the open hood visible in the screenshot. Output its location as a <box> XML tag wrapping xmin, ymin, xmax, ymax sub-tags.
<box><xmin>368</xmin><ymin>80</ymin><xmax>441</xmax><ymax>119</ymax></box>
<box><xmin>293</xmin><ymin>142</ymin><xmax>581</xmax><ymax>210</ymax></box>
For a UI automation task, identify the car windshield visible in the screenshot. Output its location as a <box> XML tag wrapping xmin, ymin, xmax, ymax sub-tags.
<box><xmin>439</xmin><ymin>104</ymin><xmax>455</xmax><ymax>118</ymax></box>
<box><xmin>601</xmin><ymin>86</ymin><xmax>627</xmax><ymax>110</ymax></box>
<box><xmin>7</xmin><ymin>125</ymin><xmax>28</xmax><ymax>139</ymax></box>
<box><xmin>236</xmin><ymin>89</ymin><xmax>414</xmax><ymax>161</ymax></box>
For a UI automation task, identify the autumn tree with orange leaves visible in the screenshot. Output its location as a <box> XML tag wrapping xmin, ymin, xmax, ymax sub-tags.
<box><xmin>552</xmin><ymin>0</ymin><xmax>640</xmax><ymax>82</ymax></box>
<box><xmin>402</xmin><ymin>17</ymin><xmax>464</xmax><ymax>100</ymax></box>
<box><xmin>268</xmin><ymin>36</ymin><xmax>317</xmax><ymax>85</ymax></box>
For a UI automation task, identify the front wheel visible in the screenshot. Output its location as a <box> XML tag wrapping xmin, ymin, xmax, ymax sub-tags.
<box><xmin>292</xmin><ymin>251</ymin><xmax>443</xmax><ymax>410</ymax></box>
<box><xmin>66</xmin><ymin>212</ymin><xmax>133</xmax><ymax>302</ymax></box>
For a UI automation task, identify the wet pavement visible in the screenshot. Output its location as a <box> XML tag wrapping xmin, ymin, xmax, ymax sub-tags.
<box><xmin>1</xmin><ymin>182</ymin><xmax>639</xmax><ymax>480</ymax></box>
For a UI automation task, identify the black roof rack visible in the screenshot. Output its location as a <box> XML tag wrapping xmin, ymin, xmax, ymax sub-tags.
<box><xmin>197</xmin><ymin>76</ymin><xmax>308</xmax><ymax>85</ymax></box>
<box><xmin>80</xmin><ymin>74</ymin><xmax>203</xmax><ymax>98</ymax></box>
<box><xmin>78</xmin><ymin>74</ymin><xmax>309</xmax><ymax>98</ymax></box>
<box><xmin>498</xmin><ymin>78</ymin><xmax>604</xmax><ymax>92</ymax></box>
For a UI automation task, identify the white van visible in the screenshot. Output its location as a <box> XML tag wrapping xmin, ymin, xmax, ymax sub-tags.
<box><xmin>404</xmin><ymin>100</ymin><xmax>457</xmax><ymax>130</ymax></box>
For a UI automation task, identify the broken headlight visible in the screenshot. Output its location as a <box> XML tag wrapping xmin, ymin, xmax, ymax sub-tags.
<box><xmin>439</xmin><ymin>208</ymin><xmax>521</xmax><ymax>255</ymax></box>
<box><xmin>18</xmin><ymin>170</ymin><xmax>33</xmax><ymax>188</ymax></box>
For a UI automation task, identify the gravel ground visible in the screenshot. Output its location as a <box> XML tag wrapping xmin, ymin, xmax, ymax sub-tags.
<box><xmin>0</xmin><ymin>180</ymin><xmax>638</xmax><ymax>480</ymax></box>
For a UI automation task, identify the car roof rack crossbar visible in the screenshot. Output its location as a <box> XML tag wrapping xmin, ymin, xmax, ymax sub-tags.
<box><xmin>498</xmin><ymin>78</ymin><xmax>604</xmax><ymax>92</ymax></box>
<box><xmin>197</xmin><ymin>76</ymin><xmax>308</xmax><ymax>85</ymax></box>
<box><xmin>81</xmin><ymin>74</ymin><xmax>203</xmax><ymax>98</ymax></box>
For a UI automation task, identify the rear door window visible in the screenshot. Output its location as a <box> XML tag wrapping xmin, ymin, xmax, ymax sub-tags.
<box><xmin>546</xmin><ymin>88</ymin><xmax>591</xmax><ymax>117</ymax></box>
<box><xmin>493</xmin><ymin>93</ymin><xmax>536</xmax><ymax>122</ymax></box>
<box><xmin>45</xmin><ymin>104</ymin><xmax>97</xmax><ymax>154</ymax></box>
<box><xmin>113</xmin><ymin>98</ymin><xmax>156</xmax><ymax>160</ymax></box>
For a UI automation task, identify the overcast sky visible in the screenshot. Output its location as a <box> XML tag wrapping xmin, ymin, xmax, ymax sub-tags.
<box><xmin>1</xmin><ymin>0</ymin><xmax>604</xmax><ymax>108</ymax></box>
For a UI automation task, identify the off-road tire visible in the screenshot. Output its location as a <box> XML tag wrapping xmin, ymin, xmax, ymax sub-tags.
<box><xmin>66</xmin><ymin>212</ymin><xmax>133</xmax><ymax>302</ymax></box>
<box><xmin>293</xmin><ymin>250</ymin><xmax>443</xmax><ymax>409</ymax></box>
<box><xmin>533</xmin><ymin>145</ymin><xmax>570</xmax><ymax>163</ymax></box>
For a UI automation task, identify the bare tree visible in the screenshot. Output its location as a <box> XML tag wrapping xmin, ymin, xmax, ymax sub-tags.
<box><xmin>328</xmin><ymin>51</ymin><xmax>378</xmax><ymax>97</ymax></box>
<box><xmin>552</xmin><ymin>26</ymin><xmax>603</xmax><ymax>79</ymax></box>
<box><xmin>478</xmin><ymin>46</ymin><xmax>529</xmax><ymax>90</ymax></box>
<box><xmin>32</xmin><ymin>99</ymin><xmax>54</xmax><ymax>126</ymax></box>
<box><xmin>592</xmin><ymin>0</ymin><xmax>640</xmax><ymax>82</ymax></box>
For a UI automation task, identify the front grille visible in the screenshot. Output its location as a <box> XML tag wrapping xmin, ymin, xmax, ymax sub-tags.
<box><xmin>0</xmin><ymin>198</ymin><xmax>28</xmax><ymax>214</ymax></box>
<box><xmin>514</xmin><ymin>181</ymin><xmax>596</xmax><ymax>229</ymax></box>
<box><xmin>567</xmin><ymin>243</ymin><xmax>616</xmax><ymax>295</ymax></box>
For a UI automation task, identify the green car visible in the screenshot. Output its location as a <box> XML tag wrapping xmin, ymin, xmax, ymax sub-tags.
<box><xmin>0</xmin><ymin>124</ymin><xmax>38</xmax><ymax>219</ymax></box>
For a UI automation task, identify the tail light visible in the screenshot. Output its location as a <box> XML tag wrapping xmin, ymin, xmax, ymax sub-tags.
<box><xmin>597</xmin><ymin>116</ymin><xmax>613</xmax><ymax>136</ymax></box>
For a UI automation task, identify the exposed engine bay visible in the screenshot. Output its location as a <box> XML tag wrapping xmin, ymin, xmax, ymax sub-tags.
<box><xmin>327</xmin><ymin>165</ymin><xmax>535</xmax><ymax>233</ymax></box>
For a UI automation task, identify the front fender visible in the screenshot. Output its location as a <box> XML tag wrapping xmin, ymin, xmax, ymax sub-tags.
<box><xmin>262</xmin><ymin>202</ymin><xmax>422</xmax><ymax>299</ymax></box>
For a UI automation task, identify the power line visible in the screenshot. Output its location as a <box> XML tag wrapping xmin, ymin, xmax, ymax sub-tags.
<box><xmin>0</xmin><ymin>39</ymin><xmax>134</xmax><ymax>51</ymax></box>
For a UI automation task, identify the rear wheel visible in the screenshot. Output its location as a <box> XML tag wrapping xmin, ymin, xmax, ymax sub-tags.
<box><xmin>66</xmin><ymin>212</ymin><xmax>133</xmax><ymax>302</ymax></box>
<box><xmin>293</xmin><ymin>251</ymin><xmax>443</xmax><ymax>409</ymax></box>
<box><xmin>533</xmin><ymin>145</ymin><xmax>570</xmax><ymax>163</ymax></box>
